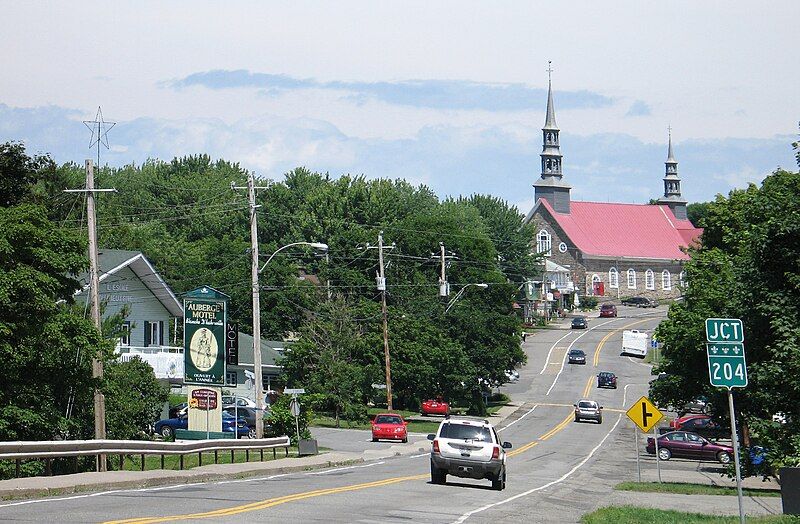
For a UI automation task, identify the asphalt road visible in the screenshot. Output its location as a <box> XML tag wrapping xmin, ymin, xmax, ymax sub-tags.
<box><xmin>0</xmin><ymin>307</ymin><xmax>679</xmax><ymax>523</ymax></box>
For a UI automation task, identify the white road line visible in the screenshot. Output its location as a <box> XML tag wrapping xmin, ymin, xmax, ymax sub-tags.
<box><xmin>539</xmin><ymin>331</ymin><xmax>575</xmax><ymax>374</ymax></box>
<box><xmin>304</xmin><ymin>461</ymin><xmax>385</xmax><ymax>475</ymax></box>
<box><xmin>216</xmin><ymin>474</ymin><xmax>289</xmax><ymax>485</ymax></box>
<box><xmin>410</xmin><ymin>453</ymin><xmax>429</xmax><ymax>458</ymax></box>
<box><xmin>545</xmin><ymin>319</ymin><xmax>617</xmax><ymax>396</ymax></box>
<box><xmin>0</xmin><ymin>481</ymin><xmax>209</xmax><ymax>508</ymax></box>
<box><xmin>452</xmin><ymin>414</ymin><xmax>623</xmax><ymax>524</ymax></box>
<box><xmin>497</xmin><ymin>405</ymin><xmax>537</xmax><ymax>433</ymax></box>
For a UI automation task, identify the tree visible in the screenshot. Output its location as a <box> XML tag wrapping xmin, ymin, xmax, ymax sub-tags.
<box><xmin>104</xmin><ymin>357</ymin><xmax>169</xmax><ymax>439</ymax></box>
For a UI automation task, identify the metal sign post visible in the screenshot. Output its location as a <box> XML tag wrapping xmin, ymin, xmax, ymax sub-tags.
<box><xmin>626</xmin><ymin>396</ymin><xmax>664</xmax><ymax>484</ymax></box>
<box><xmin>728</xmin><ymin>390</ymin><xmax>745</xmax><ymax>524</ymax></box>
<box><xmin>653</xmin><ymin>426</ymin><xmax>662</xmax><ymax>483</ymax></box>
<box><xmin>290</xmin><ymin>397</ymin><xmax>301</xmax><ymax>443</ymax></box>
<box><xmin>634</xmin><ymin>425</ymin><xmax>641</xmax><ymax>483</ymax></box>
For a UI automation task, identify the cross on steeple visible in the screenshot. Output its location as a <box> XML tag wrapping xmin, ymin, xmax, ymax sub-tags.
<box><xmin>546</xmin><ymin>61</ymin><xmax>554</xmax><ymax>82</ymax></box>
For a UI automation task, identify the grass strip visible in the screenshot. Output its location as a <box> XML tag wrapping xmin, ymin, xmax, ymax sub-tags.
<box><xmin>112</xmin><ymin>447</ymin><xmax>300</xmax><ymax>472</ymax></box>
<box><xmin>582</xmin><ymin>506</ymin><xmax>797</xmax><ymax>524</ymax></box>
<box><xmin>615</xmin><ymin>481</ymin><xmax>781</xmax><ymax>497</ymax></box>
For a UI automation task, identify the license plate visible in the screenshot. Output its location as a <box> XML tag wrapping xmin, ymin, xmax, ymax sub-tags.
<box><xmin>461</xmin><ymin>451</ymin><xmax>470</xmax><ymax>457</ymax></box>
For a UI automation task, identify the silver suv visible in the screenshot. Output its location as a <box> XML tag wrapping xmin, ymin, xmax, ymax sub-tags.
<box><xmin>427</xmin><ymin>415</ymin><xmax>512</xmax><ymax>490</ymax></box>
<box><xmin>574</xmin><ymin>399</ymin><xmax>603</xmax><ymax>423</ymax></box>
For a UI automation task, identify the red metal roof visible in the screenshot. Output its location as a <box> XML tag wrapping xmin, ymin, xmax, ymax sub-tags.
<box><xmin>538</xmin><ymin>199</ymin><xmax>702</xmax><ymax>260</ymax></box>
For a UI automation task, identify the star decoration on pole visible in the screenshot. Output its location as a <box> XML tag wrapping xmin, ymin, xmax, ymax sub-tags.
<box><xmin>83</xmin><ymin>106</ymin><xmax>116</xmax><ymax>166</ymax></box>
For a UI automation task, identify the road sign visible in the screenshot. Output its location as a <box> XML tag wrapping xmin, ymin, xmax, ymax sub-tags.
<box><xmin>707</xmin><ymin>343</ymin><xmax>748</xmax><ymax>388</ymax></box>
<box><xmin>371</xmin><ymin>383</ymin><xmax>387</xmax><ymax>389</ymax></box>
<box><xmin>705</xmin><ymin>318</ymin><xmax>744</xmax><ymax>343</ymax></box>
<box><xmin>190</xmin><ymin>388</ymin><xmax>218</xmax><ymax>410</ymax></box>
<box><xmin>626</xmin><ymin>396</ymin><xmax>664</xmax><ymax>433</ymax></box>
<box><xmin>289</xmin><ymin>398</ymin><xmax>301</xmax><ymax>417</ymax></box>
<box><xmin>284</xmin><ymin>388</ymin><xmax>305</xmax><ymax>395</ymax></box>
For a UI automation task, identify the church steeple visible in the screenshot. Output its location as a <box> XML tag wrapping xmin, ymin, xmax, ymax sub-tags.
<box><xmin>534</xmin><ymin>62</ymin><xmax>571</xmax><ymax>213</ymax></box>
<box><xmin>657</xmin><ymin>127</ymin><xmax>688</xmax><ymax>220</ymax></box>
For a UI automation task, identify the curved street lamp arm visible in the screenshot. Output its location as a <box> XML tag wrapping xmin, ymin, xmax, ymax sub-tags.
<box><xmin>259</xmin><ymin>242</ymin><xmax>328</xmax><ymax>273</ymax></box>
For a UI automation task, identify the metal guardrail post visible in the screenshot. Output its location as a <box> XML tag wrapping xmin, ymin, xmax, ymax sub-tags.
<box><xmin>160</xmin><ymin>455</ymin><xmax>165</xmax><ymax>469</ymax></box>
<box><xmin>179</xmin><ymin>454</ymin><xmax>184</xmax><ymax>470</ymax></box>
<box><xmin>198</xmin><ymin>451</ymin><xmax>202</xmax><ymax>467</ymax></box>
<box><xmin>260</xmin><ymin>449</ymin><xmax>263</xmax><ymax>462</ymax></box>
<box><xmin>245</xmin><ymin>449</ymin><xmax>249</xmax><ymax>462</ymax></box>
<box><xmin>214</xmin><ymin>450</ymin><xmax>218</xmax><ymax>464</ymax></box>
<box><xmin>230</xmin><ymin>449</ymin><xmax>234</xmax><ymax>463</ymax></box>
<box><xmin>141</xmin><ymin>454</ymin><xmax>145</xmax><ymax>471</ymax></box>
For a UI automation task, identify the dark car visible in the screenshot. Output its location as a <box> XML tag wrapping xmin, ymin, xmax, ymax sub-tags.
<box><xmin>154</xmin><ymin>412</ymin><xmax>249</xmax><ymax>439</ymax></box>
<box><xmin>671</xmin><ymin>414</ymin><xmax>727</xmax><ymax>440</ymax></box>
<box><xmin>168</xmin><ymin>402</ymin><xmax>188</xmax><ymax>419</ymax></box>
<box><xmin>223</xmin><ymin>406</ymin><xmax>274</xmax><ymax>439</ymax></box>
<box><xmin>571</xmin><ymin>316</ymin><xmax>588</xmax><ymax>329</ymax></box>
<box><xmin>621</xmin><ymin>296</ymin><xmax>658</xmax><ymax>308</ymax></box>
<box><xmin>646</xmin><ymin>431</ymin><xmax>733</xmax><ymax>463</ymax></box>
<box><xmin>597</xmin><ymin>372</ymin><xmax>617</xmax><ymax>389</ymax></box>
<box><xmin>679</xmin><ymin>396</ymin><xmax>712</xmax><ymax>415</ymax></box>
<box><xmin>599</xmin><ymin>304</ymin><xmax>617</xmax><ymax>317</ymax></box>
<box><xmin>568</xmin><ymin>349</ymin><xmax>586</xmax><ymax>364</ymax></box>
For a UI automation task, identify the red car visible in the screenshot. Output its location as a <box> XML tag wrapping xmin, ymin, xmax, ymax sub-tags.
<box><xmin>421</xmin><ymin>398</ymin><xmax>450</xmax><ymax>416</ymax></box>
<box><xmin>669</xmin><ymin>414</ymin><xmax>727</xmax><ymax>440</ymax></box>
<box><xmin>371</xmin><ymin>413</ymin><xmax>408</xmax><ymax>443</ymax></box>
<box><xmin>647</xmin><ymin>431</ymin><xmax>733</xmax><ymax>464</ymax></box>
<box><xmin>599</xmin><ymin>304</ymin><xmax>617</xmax><ymax>317</ymax></box>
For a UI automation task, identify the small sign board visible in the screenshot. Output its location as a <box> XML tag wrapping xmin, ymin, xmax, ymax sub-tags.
<box><xmin>371</xmin><ymin>383</ymin><xmax>387</xmax><ymax>389</ymax></box>
<box><xmin>626</xmin><ymin>396</ymin><xmax>663</xmax><ymax>433</ymax></box>
<box><xmin>225</xmin><ymin>322</ymin><xmax>238</xmax><ymax>366</ymax></box>
<box><xmin>706</xmin><ymin>343</ymin><xmax>748</xmax><ymax>389</ymax></box>
<box><xmin>290</xmin><ymin>398</ymin><xmax>301</xmax><ymax>417</ymax></box>
<box><xmin>284</xmin><ymin>388</ymin><xmax>305</xmax><ymax>395</ymax></box>
<box><xmin>191</xmin><ymin>388</ymin><xmax>218</xmax><ymax>410</ymax></box>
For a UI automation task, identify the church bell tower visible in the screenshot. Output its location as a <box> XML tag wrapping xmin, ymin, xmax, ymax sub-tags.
<box><xmin>657</xmin><ymin>128</ymin><xmax>688</xmax><ymax>220</ymax></box>
<box><xmin>533</xmin><ymin>62</ymin><xmax>571</xmax><ymax>214</ymax></box>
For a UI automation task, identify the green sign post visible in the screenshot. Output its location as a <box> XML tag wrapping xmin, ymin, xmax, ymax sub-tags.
<box><xmin>183</xmin><ymin>286</ymin><xmax>229</xmax><ymax>386</ymax></box>
<box><xmin>705</xmin><ymin>317</ymin><xmax>746</xmax><ymax>524</ymax></box>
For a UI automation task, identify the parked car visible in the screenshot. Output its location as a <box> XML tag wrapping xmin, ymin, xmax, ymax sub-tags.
<box><xmin>646</xmin><ymin>431</ymin><xmax>733</xmax><ymax>464</ymax></box>
<box><xmin>168</xmin><ymin>402</ymin><xmax>188</xmax><ymax>419</ymax></box>
<box><xmin>505</xmin><ymin>369</ymin><xmax>520</xmax><ymax>383</ymax></box>
<box><xmin>571</xmin><ymin>316</ymin><xmax>588</xmax><ymax>329</ymax></box>
<box><xmin>421</xmin><ymin>398</ymin><xmax>450</xmax><ymax>416</ymax></box>
<box><xmin>222</xmin><ymin>406</ymin><xmax>273</xmax><ymax>439</ymax></box>
<box><xmin>678</xmin><ymin>396</ymin><xmax>711</xmax><ymax>415</ymax></box>
<box><xmin>597</xmin><ymin>372</ymin><xmax>617</xmax><ymax>389</ymax></box>
<box><xmin>599</xmin><ymin>304</ymin><xmax>617</xmax><ymax>318</ymax></box>
<box><xmin>568</xmin><ymin>349</ymin><xmax>586</xmax><ymax>364</ymax></box>
<box><xmin>669</xmin><ymin>414</ymin><xmax>727</xmax><ymax>440</ymax></box>
<box><xmin>371</xmin><ymin>413</ymin><xmax>408</xmax><ymax>443</ymax></box>
<box><xmin>222</xmin><ymin>396</ymin><xmax>257</xmax><ymax>409</ymax></box>
<box><xmin>574</xmin><ymin>399</ymin><xmax>603</xmax><ymax>423</ymax></box>
<box><xmin>621</xmin><ymin>296</ymin><xmax>658</xmax><ymax>308</ymax></box>
<box><xmin>154</xmin><ymin>412</ymin><xmax>249</xmax><ymax>439</ymax></box>
<box><xmin>428</xmin><ymin>415</ymin><xmax>512</xmax><ymax>490</ymax></box>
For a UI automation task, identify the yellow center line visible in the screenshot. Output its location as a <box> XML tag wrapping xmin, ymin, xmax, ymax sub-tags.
<box><xmin>593</xmin><ymin>318</ymin><xmax>652</xmax><ymax>366</ymax></box>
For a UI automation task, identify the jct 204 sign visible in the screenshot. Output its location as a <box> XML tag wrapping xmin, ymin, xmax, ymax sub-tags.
<box><xmin>183</xmin><ymin>287</ymin><xmax>229</xmax><ymax>386</ymax></box>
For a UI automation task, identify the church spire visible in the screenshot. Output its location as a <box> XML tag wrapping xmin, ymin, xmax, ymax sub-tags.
<box><xmin>657</xmin><ymin>126</ymin><xmax>688</xmax><ymax>220</ymax></box>
<box><xmin>534</xmin><ymin>61</ymin><xmax>571</xmax><ymax>213</ymax></box>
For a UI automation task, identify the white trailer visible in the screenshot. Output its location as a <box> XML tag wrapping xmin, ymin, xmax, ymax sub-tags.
<box><xmin>622</xmin><ymin>330</ymin><xmax>648</xmax><ymax>358</ymax></box>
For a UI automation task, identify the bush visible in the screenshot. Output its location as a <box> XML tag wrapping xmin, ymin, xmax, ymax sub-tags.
<box><xmin>266</xmin><ymin>394</ymin><xmax>314</xmax><ymax>445</ymax></box>
<box><xmin>579</xmin><ymin>296</ymin><xmax>598</xmax><ymax>309</ymax></box>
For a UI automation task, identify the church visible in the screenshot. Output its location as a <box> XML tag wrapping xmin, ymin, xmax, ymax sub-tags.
<box><xmin>522</xmin><ymin>75</ymin><xmax>702</xmax><ymax>302</ymax></box>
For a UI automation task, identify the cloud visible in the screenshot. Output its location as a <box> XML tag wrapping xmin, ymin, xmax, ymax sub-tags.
<box><xmin>167</xmin><ymin>69</ymin><xmax>614</xmax><ymax>112</ymax></box>
<box><xmin>1</xmin><ymin>103</ymin><xmax>794</xmax><ymax>208</ymax></box>
<box><xmin>625</xmin><ymin>100</ymin><xmax>651</xmax><ymax>117</ymax></box>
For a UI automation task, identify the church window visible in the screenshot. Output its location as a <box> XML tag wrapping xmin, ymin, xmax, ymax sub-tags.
<box><xmin>679</xmin><ymin>271</ymin><xmax>686</xmax><ymax>287</ymax></box>
<box><xmin>609</xmin><ymin>267</ymin><xmax>619</xmax><ymax>288</ymax></box>
<box><xmin>627</xmin><ymin>269</ymin><xmax>636</xmax><ymax>289</ymax></box>
<box><xmin>591</xmin><ymin>274</ymin><xmax>601</xmax><ymax>295</ymax></box>
<box><xmin>537</xmin><ymin>230</ymin><xmax>552</xmax><ymax>256</ymax></box>
<box><xmin>645</xmin><ymin>269</ymin><xmax>655</xmax><ymax>290</ymax></box>
<box><xmin>662</xmin><ymin>270</ymin><xmax>671</xmax><ymax>290</ymax></box>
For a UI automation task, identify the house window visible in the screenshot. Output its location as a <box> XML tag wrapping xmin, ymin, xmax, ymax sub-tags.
<box><xmin>144</xmin><ymin>321</ymin><xmax>164</xmax><ymax>347</ymax></box>
<box><xmin>662</xmin><ymin>270</ymin><xmax>672</xmax><ymax>290</ymax></box>
<box><xmin>119</xmin><ymin>321</ymin><xmax>131</xmax><ymax>346</ymax></box>
<box><xmin>609</xmin><ymin>267</ymin><xmax>619</xmax><ymax>288</ymax></box>
<box><xmin>679</xmin><ymin>271</ymin><xmax>686</xmax><ymax>287</ymax></box>
<box><xmin>537</xmin><ymin>230</ymin><xmax>552</xmax><ymax>256</ymax></box>
<box><xmin>645</xmin><ymin>269</ymin><xmax>655</xmax><ymax>290</ymax></box>
<box><xmin>627</xmin><ymin>269</ymin><xmax>637</xmax><ymax>289</ymax></box>
<box><xmin>226</xmin><ymin>371</ymin><xmax>237</xmax><ymax>386</ymax></box>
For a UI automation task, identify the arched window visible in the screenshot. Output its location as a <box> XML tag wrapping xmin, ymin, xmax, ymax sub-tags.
<box><xmin>591</xmin><ymin>274</ymin><xmax>601</xmax><ymax>296</ymax></box>
<box><xmin>537</xmin><ymin>230</ymin><xmax>552</xmax><ymax>255</ymax></box>
<box><xmin>662</xmin><ymin>270</ymin><xmax>671</xmax><ymax>290</ymax></box>
<box><xmin>627</xmin><ymin>269</ymin><xmax>636</xmax><ymax>289</ymax></box>
<box><xmin>679</xmin><ymin>271</ymin><xmax>686</xmax><ymax>287</ymax></box>
<box><xmin>645</xmin><ymin>269</ymin><xmax>655</xmax><ymax>290</ymax></box>
<box><xmin>609</xmin><ymin>267</ymin><xmax>619</xmax><ymax>288</ymax></box>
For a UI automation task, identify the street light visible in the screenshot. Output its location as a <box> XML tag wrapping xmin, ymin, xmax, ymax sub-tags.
<box><xmin>252</xmin><ymin>241</ymin><xmax>328</xmax><ymax>438</ymax></box>
<box><xmin>444</xmin><ymin>283</ymin><xmax>489</xmax><ymax>314</ymax></box>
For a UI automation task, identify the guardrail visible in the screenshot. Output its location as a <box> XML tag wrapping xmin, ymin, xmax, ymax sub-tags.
<box><xmin>0</xmin><ymin>436</ymin><xmax>291</xmax><ymax>478</ymax></box>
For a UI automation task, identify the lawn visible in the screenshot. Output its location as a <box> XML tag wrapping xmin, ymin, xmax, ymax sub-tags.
<box><xmin>108</xmin><ymin>447</ymin><xmax>299</xmax><ymax>472</ymax></box>
<box><xmin>615</xmin><ymin>481</ymin><xmax>781</xmax><ymax>497</ymax></box>
<box><xmin>582</xmin><ymin>506</ymin><xmax>797</xmax><ymax>524</ymax></box>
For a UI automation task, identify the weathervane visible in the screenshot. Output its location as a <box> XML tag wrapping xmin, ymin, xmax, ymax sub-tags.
<box><xmin>547</xmin><ymin>60</ymin><xmax>554</xmax><ymax>82</ymax></box>
<box><xmin>83</xmin><ymin>106</ymin><xmax>116</xmax><ymax>167</ymax></box>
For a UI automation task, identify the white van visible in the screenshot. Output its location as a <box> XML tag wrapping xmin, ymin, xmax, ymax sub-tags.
<box><xmin>622</xmin><ymin>330</ymin><xmax>648</xmax><ymax>358</ymax></box>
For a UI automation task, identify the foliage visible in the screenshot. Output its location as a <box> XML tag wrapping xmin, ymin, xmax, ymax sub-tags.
<box><xmin>580</xmin><ymin>296</ymin><xmax>599</xmax><ymax>309</ymax></box>
<box><xmin>686</xmin><ymin>201</ymin><xmax>713</xmax><ymax>228</ymax></box>
<box><xmin>651</xmin><ymin>141</ymin><xmax>800</xmax><ymax>478</ymax></box>
<box><xmin>266</xmin><ymin>393</ymin><xmax>314</xmax><ymax>444</ymax></box>
<box><xmin>103</xmin><ymin>356</ymin><xmax>169</xmax><ymax>440</ymax></box>
<box><xmin>581</xmin><ymin>506</ymin><xmax>796</xmax><ymax>523</ymax></box>
<box><xmin>614</xmin><ymin>481</ymin><xmax>779</xmax><ymax>497</ymax></box>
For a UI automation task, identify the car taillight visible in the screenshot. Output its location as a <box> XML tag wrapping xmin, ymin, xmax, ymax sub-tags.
<box><xmin>492</xmin><ymin>446</ymin><xmax>500</xmax><ymax>459</ymax></box>
<box><xmin>432</xmin><ymin>439</ymin><xmax>440</xmax><ymax>453</ymax></box>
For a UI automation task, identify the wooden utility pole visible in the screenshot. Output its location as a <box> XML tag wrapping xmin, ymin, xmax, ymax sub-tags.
<box><xmin>370</xmin><ymin>232</ymin><xmax>395</xmax><ymax>410</ymax></box>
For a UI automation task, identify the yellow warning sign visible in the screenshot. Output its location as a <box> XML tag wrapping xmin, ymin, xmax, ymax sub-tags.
<box><xmin>626</xmin><ymin>396</ymin><xmax>664</xmax><ymax>432</ymax></box>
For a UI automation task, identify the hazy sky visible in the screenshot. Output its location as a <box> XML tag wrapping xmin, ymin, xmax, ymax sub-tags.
<box><xmin>2</xmin><ymin>1</ymin><xmax>797</xmax><ymax>211</ymax></box>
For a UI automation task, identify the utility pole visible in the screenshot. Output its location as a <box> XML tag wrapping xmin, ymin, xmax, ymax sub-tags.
<box><xmin>435</xmin><ymin>242</ymin><xmax>457</xmax><ymax>297</ymax></box>
<box><xmin>64</xmin><ymin>160</ymin><xmax>116</xmax><ymax>472</ymax></box>
<box><xmin>232</xmin><ymin>174</ymin><xmax>269</xmax><ymax>438</ymax></box>
<box><xmin>367</xmin><ymin>232</ymin><xmax>395</xmax><ymax>409</ymax></box>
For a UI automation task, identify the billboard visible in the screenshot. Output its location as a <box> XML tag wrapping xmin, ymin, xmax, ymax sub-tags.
<box><xmin>183</xmin><ymin>287</ymin><xmax>228</xmax><ymax>386</ymax></box>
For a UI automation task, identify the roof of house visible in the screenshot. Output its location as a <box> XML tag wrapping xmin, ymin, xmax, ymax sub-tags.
<box><xmin>527</xmin><ymin>199</ymin><xmax>702</xmax><ymax>260</ymax></box>
<box><xmin>233</xmin><ymin>332</ymin><xmax>286</xmax><ymax>370</ymax></box>
<box><xmin>74</xmin><ymin>249</ymin><xmax>183</xmax><ymax>316</ymax></box>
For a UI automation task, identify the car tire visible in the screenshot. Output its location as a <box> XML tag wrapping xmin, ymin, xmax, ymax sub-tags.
<box><xmin>248</xmin><ymin>427</ymin><xmax>257</xmax><ymax>440</ymax></box>
<box><xmin>598</xmin><ymin>416</ymin><xmax>603</xmax><ymax>424</ymax></box>
<box><xmin>372</xmin><ymin>437</ymin><xmax>378</xmax><ymax>442</ymax></box>
<box><xmin>574</xmin><ymin>416</ymin><xmax>580</xmax><ymax>423</ymax></box>
<box><xmin>160</xmin><ymin>426</ymin><xmax>174</xmax><ymax>439</ymax></box>
<box><xmin>402</xmin><ymin>437</ymin><xmax>408</xmax><ymax>443</ymax></box>
<box><xmin>718</xmin><ymin>452</ymin><xmax>732</xmax><ymax>465</ymax></box>
<box><xmin>431</xmin><ymin>462</ymin><xmax>446</xmax><ymax>485</ymax></box>
<box><xmin>492</xmin><ymin>467</ymin><xmax>506</xmax><ymax>491</ymax></box>
<box><xmin>658</xmin><ymin>448</ymin><xmax>672</xmax><ymax>461</ymax></box>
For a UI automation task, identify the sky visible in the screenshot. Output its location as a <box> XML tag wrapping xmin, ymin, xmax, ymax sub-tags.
<box><xmin>2</xmin><ymin>1</ymin><xmax>798</xmax><ymax>212</ymax></box>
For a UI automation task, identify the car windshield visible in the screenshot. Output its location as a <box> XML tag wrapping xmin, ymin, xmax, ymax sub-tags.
<box><xmin>601</xmin><ymin>305</ymin><xmax>613</xmax><ymax>310</ymax></box>
<box><xmin>440</xmin><ymin>423</ymin><xmax>492</xmax><ymax>442</ymax></box>
<box><xmin>375</xmin><ymin>415</ymin><xmax>402</xmax><ymax>424</ymax></box>
<box><xmin>570</xmin><ymin>350</ymin><xmax>584</xmax><ymax>356</ymax></box>
<box><xmin>578</xmin><ymin>401</ymin><xmax>596</xmax><ymax>409</ymax></box>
